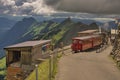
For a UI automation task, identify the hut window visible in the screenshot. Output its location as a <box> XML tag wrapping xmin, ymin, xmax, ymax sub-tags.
<box><xmin>42</xmin><ymin>43</ymin><xmax>50</xmax><ymax>54</ymax></box>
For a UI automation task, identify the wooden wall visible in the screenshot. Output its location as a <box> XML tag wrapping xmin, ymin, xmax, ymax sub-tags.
<box><xmin>32</xmin><ymin>45</ymin><xmax>42</xmax><ymax>62</ymax></box>
<box><xmin>21</xmin><ymin>50</ymin><xmax>32</xmax><ymax>65</ymax></box>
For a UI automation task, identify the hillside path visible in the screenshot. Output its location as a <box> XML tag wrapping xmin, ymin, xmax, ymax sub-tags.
<box><xmin>56</xmin><ymin>46</ymin><xmax>120</xmax><ymax>80</ymax></box>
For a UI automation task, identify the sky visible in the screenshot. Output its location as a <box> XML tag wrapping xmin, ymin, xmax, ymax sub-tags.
<box><xmin>0</xmin><ymin>0</ymin><xmax>120</xmax><ymax>16</ymax></box>
<box><xmin>45</xmin><ymin>0</ymin><xmax>120</xmax><ymax>14</ymax></box>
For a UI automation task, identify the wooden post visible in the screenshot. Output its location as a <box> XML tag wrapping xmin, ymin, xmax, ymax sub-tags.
<box><xmin>60</xmin><ymin>42</ymin><xmax>64</xmax><ymax>55</ymax></box>
<box><xmin>49</xmin><ymin>55</ymin><xmax>52</xmax><ymax>80</ymax></box>
<box><xmin>6</xmin><ymin>50</ymin><xmax>9</xmax><ymax>67</ymax></box>
<box><xmin>35</xmin><ymin>64</ymin><xmax>38</xmax><ymax>80</ymax></box>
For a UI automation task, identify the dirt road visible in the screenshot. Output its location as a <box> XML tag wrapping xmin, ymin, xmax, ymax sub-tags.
<box><xmin>56</xmin><ymin>46</ymin><xmax>120</xmax><ymax>80</ymax></box>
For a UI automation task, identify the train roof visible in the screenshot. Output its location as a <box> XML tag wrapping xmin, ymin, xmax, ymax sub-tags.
<box><xmin>72</xmin><ymin>35</ymin><xmax>101</xmax><ymax>40</ymax></box>
<box><xmin>78</xmin><ymin>30</ymin><xmax>98</xmax><ymax>34</ymax></box>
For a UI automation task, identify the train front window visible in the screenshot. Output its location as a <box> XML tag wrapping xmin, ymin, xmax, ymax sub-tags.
<box><xmin>79</xmin><ymin>41</ymin><xmax>82</xmax><ymax>44</ymax></box>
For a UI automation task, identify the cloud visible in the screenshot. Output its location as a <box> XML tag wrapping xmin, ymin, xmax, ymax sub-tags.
<box><xmin>0</xmin><ymin>0</ymin><xmax>15</xmax><ymax>6</ymax></box>
<box><xmin>0</xmin><ymin>0</ymin><xmax>55</xmax><ymax>16</ymax></box>
<box><xmin>0</xmin><ymin>0</ymin><xmax>120</xmax><ymax>16</ymax></box>
<box><xmin>45</xmin><ymin>0</ymin><xmax>120</xmax><ymax>14</ymax></box>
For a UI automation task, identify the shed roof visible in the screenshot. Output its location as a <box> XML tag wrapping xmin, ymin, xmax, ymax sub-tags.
<box><xmin>72</xmin><ymin>35</ymin><xmax>100</xmax><ymax>40</ymax></box>
<box><xmin>78</xmin><ymin>30</ymin><xmax>98</xmax><ymax>34</ymax></box>
<box><xmin>5</xmin><ymin>40</ymin><xmax>51</xmax><ymax>49</ymax></box>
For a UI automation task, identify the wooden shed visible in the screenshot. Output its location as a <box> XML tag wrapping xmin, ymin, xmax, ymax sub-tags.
<box><xmin>78</xmin><ymin>30</ymin><xmax>98</xmax><ymax>37</ymax></box>
<box><xmin>4</xmin><ymin>40</ymin><xmax>51</xmax><ymax>80</ymax></box>
<box><xmin>5</xmin><ymin>40</ymin><xmax>51</xmax><ymax>66</ymax></box>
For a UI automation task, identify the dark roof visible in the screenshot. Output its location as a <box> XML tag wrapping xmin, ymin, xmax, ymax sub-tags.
<box><xmin>5</xmin><ymin>40</ymin><xmax>51</xmax><ymax>49</ymax></box>
<box><xmin>73</xmin><ymin>35</ymin><xmax>100</xmax><ymax>40</ymax></box>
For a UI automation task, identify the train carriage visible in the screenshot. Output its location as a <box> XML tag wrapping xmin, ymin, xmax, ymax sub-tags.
<box><xmin>71</xmin><ymin>35</ymin><xmax>102</xmax><ymax>52</ymax></box>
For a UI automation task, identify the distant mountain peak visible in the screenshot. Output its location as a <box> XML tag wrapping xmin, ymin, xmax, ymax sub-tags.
<box><xmin>65</xmin><ymin>17</ymin><xmax>72</xmax><ymax>21</ymax></box>
<box><xmin>89</xmin><ymin>22</ymin><xmax>98</xmax><ymax>26</ymax></box>
<box><xmin>62</xmin><ymin>17</ymin><xmax>72</xmax><ymax>23</ymax></box>
<box><xmin>76</xmin><ymin>22</ymin><xmax>83</xmax><ymax>25</ymax></box>
<box><xmin>22</xmin><ymin>17</ymin><xmax>37</xmax><ymax>22</ymax></box>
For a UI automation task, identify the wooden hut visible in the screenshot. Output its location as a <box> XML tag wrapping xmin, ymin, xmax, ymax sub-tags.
<box><xmin>4</xmin><ymin>40</ymin><xmax>51</xmax><ymax>80</ymax></box>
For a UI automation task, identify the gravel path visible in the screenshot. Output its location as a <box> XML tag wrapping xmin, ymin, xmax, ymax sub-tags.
<box><xmin>56</xmin><ymin>46</ymin><xmax>120</xmax><ymax>80</ymax></box>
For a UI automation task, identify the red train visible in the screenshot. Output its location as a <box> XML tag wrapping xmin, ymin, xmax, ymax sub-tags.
<box><xmin>71</xmin><ymin>35</ymin><xmax>102</xmax><ymax>52</ymax></box>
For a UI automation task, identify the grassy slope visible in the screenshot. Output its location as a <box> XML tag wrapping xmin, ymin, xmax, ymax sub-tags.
<box><xmin>22</xmin><ymin>22</ymin><xmax>48</xmax><ymax>39</ymax></box>
<box><xmin>26</xmin><ymin>53</ymin><xmax>62</xmax><ymax>80</ymax></box>
<box><xmin>41</xmin><ymin>19</ymin><xmax>74</xmax><ymax>46</ymax></box>
<box><xmin>0</xmin><ymin>57</ymin><xmax>6</xmax><ymax>76</ymax></box>
<box><xmin>52</xmin><ymin>22</ymin><xmax>74</xmax><ymax>44</ymax></box>
<box><xmin>26</xmin><ymin>59</ymin><xmax>49</xmax><ymax>80</ymax></box>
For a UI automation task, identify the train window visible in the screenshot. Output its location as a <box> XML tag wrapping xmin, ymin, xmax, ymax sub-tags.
<box><xmin>83</xmin><ymin>40</ymin><xmax>90</xmax><ymax>43</ymax></box>
<box><xmin>73</xmin><ymin>40</ymin><xmax>77</xmax><ymax>43</ymax></box>
<box><xmin>79</xmin><ymin>41</ymin><xmax>82</xmax><ymax>43</ymax></box>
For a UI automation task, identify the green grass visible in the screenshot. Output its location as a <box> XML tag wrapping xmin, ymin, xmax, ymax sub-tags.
<box><xmin>48</xmin><ymin>23</ymin><xmax>59</xmax><ymax>30</ymax></box>
<box><xmin>22</xmin><ymin>22</ymin><xmax>48</xmax><ymax>37</ymax></box>
<box><xmin>0</xmin><ymin>57</ymin><xmax>6</xmax><ymax>76</ymax></box>
<box><xmin>52</xmin><ymin>22</ymin><xmax>74</xmax><ymax>43</ymax></box>
<box><xmin>32</xmin><ymin>23</ymin><xmax>47</xmax><ymax>36</ymax></box>
<box><xmin>0</xmin><ymin>57</ymin><xmax>6</xmax><ymax>69</ymax></box>
<box><xmin>26</xmin><ymin>53</ymin><xmax>62</xmax><ymax>80</ymax></box>
<box><xmin>53</xmin><ymin>30</ymin><xmax>65</xmax><ymax>41</ymax></box>
<box><xmin>0</xmin><ymin>70</ymin><xmax>6</xmax><ymax>76</ymax></box>
<box><xmin>26</xmin><ymin>59</ymin><xmax>50</xmax><ymax>80</ymax></box>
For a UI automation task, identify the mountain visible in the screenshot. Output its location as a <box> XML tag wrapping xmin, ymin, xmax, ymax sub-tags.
<box><xmin>0</xmin><ymin>17</ymin><xmax>16</xmax><ymax>39</ymax></box>
<box><xmin>0</xmin><ymin>17</ymin><xmax>16</xmax><ymax>29</ymax></box>
<box><xmin>51</xmin><ymin>17</ymin><xmax>103</xmax><ymax>26</ymax></box>
<box><xmin>107</xmin><ymin>21</ymin><xmax>119</xmax><ymax>29</ymax></box>
<box><xmin>56</xmin><ymin>22</ymin><xmax>98</xmax><ymax>46</ymax></box>
<box><xmin>21</xmin><ymin>18</ymin><xmax>99</xmax><ymax>47</ymax></box>
<box><xmin>101</xmin><ymin>19</ymin><xmax>120</xmax><ymax>30</ymax></box>
<box><xmin>101</xmin><ymin>21</ymin><xmax>117</xmax><ymax>31</ymax></box>
<box><xmin>0</xmin><ymin>17</ymin><xmax>99</xmax><ymax>58</ymax></box>
<box><xmin>0</xmin><ymin>17</ymin><xmax>37</xmax><ymax>48</ymax></box>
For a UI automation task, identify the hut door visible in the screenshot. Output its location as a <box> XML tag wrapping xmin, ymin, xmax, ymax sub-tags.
<box><xmin>13</xmin><ymin>51</ymin><xmax>21</xmax><ymax>62</ymax></box>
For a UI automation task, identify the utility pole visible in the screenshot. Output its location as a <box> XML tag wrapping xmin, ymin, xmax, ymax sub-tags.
<box><xmin>49</xmin><ymin>55</ymin><xmax>52</xmax><ymax>80</ymax></box>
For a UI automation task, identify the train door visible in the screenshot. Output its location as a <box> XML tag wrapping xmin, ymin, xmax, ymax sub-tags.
<box><xmin>78</xmin><ymin>40</ymin><xmax>82</xmax><ymax>51</ymax></box>
<box><xmin>71</xmin><ymin>39</ymin><xmax>77</xmax><ymax>51</ymax></box>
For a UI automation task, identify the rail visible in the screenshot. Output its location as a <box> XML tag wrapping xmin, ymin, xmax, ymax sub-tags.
<box><xmin>25</xmin><ymin>45</ymin><xmax>71</xmax><ymax>80</ymax></box>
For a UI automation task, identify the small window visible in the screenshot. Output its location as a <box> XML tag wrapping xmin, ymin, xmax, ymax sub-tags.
<box><xmin>12</xmin><ymin>51</ymin><xmax>21</xmax><ymax>62</ymax></box>
<box><xmin>42</xmin><ymin>43</ymin><xmax>50</xmax><ymax>54</ymax></box>
<box><xmin>73</xmin><ymin>40</ymin><xmax>77</xmax><ymax>43</ymax></box>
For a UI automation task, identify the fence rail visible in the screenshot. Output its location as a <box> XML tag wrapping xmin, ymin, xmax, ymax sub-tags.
<box><xmin>25</xmin><ymin>45</ymin><xmax>71</xmax><ymax>80</ymax></box>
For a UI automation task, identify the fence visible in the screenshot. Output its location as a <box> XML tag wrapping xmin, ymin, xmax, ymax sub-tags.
<box><xmin>49</xmin><ymin>45</ymin><xmax>70</xmax><ymax>80</ymax></box>
<box><xmin>26</xmin><ymin>45</ymin><xmax>70</xmax><ymax>80</ymax></box>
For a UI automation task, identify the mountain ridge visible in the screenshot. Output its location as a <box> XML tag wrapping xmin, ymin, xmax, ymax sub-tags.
<box><xmin>0</xmin><ymin>17</ymin><xmax>17</xmax><ymax>39</ymax></box>
<box><xmin>0</xmin><ymin>17</ymin><xmax>99</xmax><ymax>58</ymax></box>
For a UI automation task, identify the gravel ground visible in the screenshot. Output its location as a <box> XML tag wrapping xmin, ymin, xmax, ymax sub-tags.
<box><xmin>56</xmin><ymin>46</ymin><xmax>120</xmax><ymax>80</ymax></box>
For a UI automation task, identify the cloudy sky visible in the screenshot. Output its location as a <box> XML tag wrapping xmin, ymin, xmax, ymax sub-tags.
<box><xmin>0</xmin><ymin>0</ymin><xmax>120</xmax><ymax>16</ymax></box>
